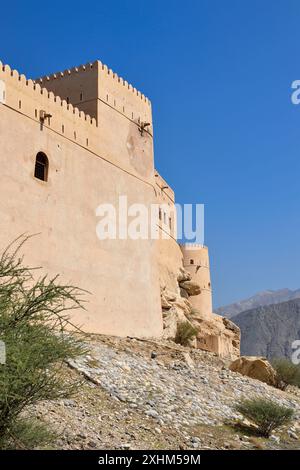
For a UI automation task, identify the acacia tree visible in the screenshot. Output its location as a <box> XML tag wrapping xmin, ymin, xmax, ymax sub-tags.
<box><xmin>0</xmin><ymin>236</ymin><xmax>87</xmax><ymax>449</ymax></box>
<box><xmin>235</xmin><ymin>398</ymin><xmax>294</xmax><ymax>437</ymax></box>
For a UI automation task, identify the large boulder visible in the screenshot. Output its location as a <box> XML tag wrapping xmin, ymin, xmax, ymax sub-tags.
<box><xmin>229</xmin><ymin>356</ymin><xmax>277</xmax><ymax>386</ymax></box>
<box><xmin>177</xmin><ymin>268</ymin><xmax>191</xmax><ymax>283</ymax></box>
<box><xmin>179</xmin><ymin>280</ymin><xmax>201</xmax><ymax>296</ymax></box>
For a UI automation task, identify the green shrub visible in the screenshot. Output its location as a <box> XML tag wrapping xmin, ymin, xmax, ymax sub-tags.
<box><xmin>235</xmin><ymin>398</ymin><xmax>294</xmax><ymax>437</ymax></box>
<box><xmin>175</xmin><ymin>321</ymin><xmax>197</xmax><ymax>346</ymax></box>
<box><xmin>0</xmin><ymin>236</ymin><xmax>87</xmax><ymax>449</ymax></box>
<box><xmin>272</xmin><ymin>358</ymin><xmax>300</xmax><ymax>390</ymax></box>
<box><xmin>0</xmin><ymin>417</ymin><xmax>56</xmax><ymax>450</ymax></box>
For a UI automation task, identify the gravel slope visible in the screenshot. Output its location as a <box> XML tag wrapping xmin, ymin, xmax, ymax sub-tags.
<box><xmin>28</xmin><ymin>335</ymin><xmax>300</xmax><ymax>450</ymax></box>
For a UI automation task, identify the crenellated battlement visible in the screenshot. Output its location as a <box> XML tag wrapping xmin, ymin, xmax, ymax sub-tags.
<box><xmin>0</xmin><ymin>59</ymin><xmax>155</xmax><ymax>183</ymax></box>
<box><xmin>0</xmin><ymin>62</ymin><xmax>96</xmax><ymax>122</ymax></box>
<box><xmin>0</xmin><ymin>60</ymin><xmax>98</xmax><ymax>151</ymax></box>
<box><xmin>34</xmin><ymin>60</ymin><xmax>152</xmax><ymax>129</ymax></box>
<box><xmin>180</xmin><ymin>243</ymin><xmax>206</xmax><ymax>250</ymax></box>
<box><xmin>35</xmin><ymin>60</ymin><xmax>151</xmax><ymax>105</ymax></box>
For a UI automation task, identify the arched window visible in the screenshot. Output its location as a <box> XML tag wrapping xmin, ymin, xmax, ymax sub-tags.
<box><xmin>190</xmin><ymin>259</ymin><xmax>194</xmax><ymax>265</ymax></box>
<box><xmin>34</xmin><ymin>152</ymin><xmax>49</xmax><ymax>182</ymax></box>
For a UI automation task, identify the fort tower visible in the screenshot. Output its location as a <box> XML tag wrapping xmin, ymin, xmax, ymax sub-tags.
<box><xmin>180</xmin><ymin>244</ymin><xmax>213</xmax><ymax>319</ymax></box>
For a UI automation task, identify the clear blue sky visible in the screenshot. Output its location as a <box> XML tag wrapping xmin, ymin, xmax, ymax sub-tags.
<box><xmin>1</xmin><ymin>0</ymin><xmax>300</xmax><ymax>307</ymax></box>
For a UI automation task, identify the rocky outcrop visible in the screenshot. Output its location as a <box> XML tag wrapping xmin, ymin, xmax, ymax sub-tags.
<box><xmin>229</xmin><ymin>356</ymin><xmax>277</xmax><ymax>386</ymax></box>
<box><xmin>177</xmin><ymin>267</ymin><xmax>191</xmax><ymax>283</ymax></box>
<box><xmin>189</xmin><ymin>310</ymin><xmax>240</xmax><ymax>360</ymax></box>
<box><xmin>160</xmin><ymin>268</ymin><xmax>240</xmax><ymax>359</ymax></box>
<box><xmin>161</xmin><ymin>285</ymin><xmax>196</xmax><ymax>346</ymax></box>
<box><xmin>177</xmin><ymin>268</ymin><xmax>201</xmax><ymax>297</ymax></box>
<box><xmin>162</xmin><ymin>307</ymin><xmax>196</xmax><ymax>346</ymax></box>
<box><xmin>179</xmin><ymin>280</ymin><xmax>201</xmax><ymax>296</ymax></box>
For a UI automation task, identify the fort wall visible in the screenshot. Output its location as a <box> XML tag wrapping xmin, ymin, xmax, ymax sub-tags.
<box><xmin>0</xmin><ymin>61</ymin><xmax>163</xmax><ymax>337</ymax></box>
<box><xmin>0</xmin><ymin>58</ymin><xmax>223</xmax><ymax>350</ymax></box>
<box><xmin>154</xmin><ymin>171</ymin><xmax>183</xmax><ymax>292</ymax></box>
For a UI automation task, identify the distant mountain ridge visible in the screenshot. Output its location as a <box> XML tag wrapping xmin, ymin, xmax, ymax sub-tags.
<box><xmin>233</xmin><ymin>298</ymin><xmax>300</xmax><ymax>359</ymax></box>
<box><xmin>215</xmin><ymin>288</ymin><xmax>300</xmax><ymax>318</ymax></box>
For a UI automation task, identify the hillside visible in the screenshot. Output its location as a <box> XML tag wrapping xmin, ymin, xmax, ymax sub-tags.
<box><xmin>26</xmin><ymin>335</ymin><xmax>300</xmax><ymax>450</ymax></box>
<box><xmin>215</xmin><ymin>288</ymin><xmax>300</xmax><ymax>318</ymax></box>
<box><xmin>233</xmin><ymin>298</ymin><xmax>300</xmax><ymax>359</ymax></box>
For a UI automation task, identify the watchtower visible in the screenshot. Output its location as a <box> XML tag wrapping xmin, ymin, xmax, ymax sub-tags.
<box><xmin>180</xmin><ymin>244</ymin><xmax>212</xmax><ymax>319</ymax></box>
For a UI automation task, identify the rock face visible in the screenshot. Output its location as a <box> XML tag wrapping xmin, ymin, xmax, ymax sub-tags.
<box><xmin>190</xmin><ymin>311</ymin><xmax>240</xmax><ymax>360</ymax></box>
<box><xmin>179</xmin><ymin>280</ymin><xmax>201</xmax><ymax>296</ymax></box>
<box><xmin>160</xmin><ymin>268</ymin><xmax>240</xmax><ymax>359</ymax></box>
<box><xmin>161</xmin><ymin>285</ymin><xmax>196</xmax><ymax>346</ymax></box>
<box><xmin>177</xmin><ymin>267</ymin><xmax>191</xmax><ymax>283</ymax></box>
<box><xmin>233</xmin><ymin>299</ymin><xmax>300</xmax><ymax>359</ymax></box>
<box><xmin>229</xmin><ymin>356</ymin><xmax>277</xmax><ymax>386</ymax></box>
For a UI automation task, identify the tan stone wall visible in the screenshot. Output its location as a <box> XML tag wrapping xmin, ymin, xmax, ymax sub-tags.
<box><xmin>157</xmin><ymin>239</ymin><xmax>183</xmax><ymax>292</ymax></box>
<box><xmin>36</xmin><ymin>61</ymin><xmax>152</xmax><ymax>127</ymax></box>
<box><xmin>0</xmin><ymin>61</ymin><xmax>163</xmax><ymax>338</ymax></box>
<box><xmin>181</xmin><ymin>245</ymin><xmax>213</xmax><ymax>319</ymax></box>
<box><xmin>153</xmin><ymin>171</ymin><xmax>183</xmax><ymax>292</ymax></box>
<box><xmin>0</xmin><ymin>79</ymin><xmax>5</xmax><ymax>104</ymax></box>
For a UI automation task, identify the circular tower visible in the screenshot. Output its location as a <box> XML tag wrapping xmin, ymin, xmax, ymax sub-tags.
<box><xmin>180</xmin><ymin>244</ymin><xmax>212</xmax><ymax>319</ymax></box>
